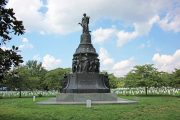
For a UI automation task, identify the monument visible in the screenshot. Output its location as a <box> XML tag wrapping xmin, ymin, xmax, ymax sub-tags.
<box><xmin>61</xmin><ymin>13</ymin><xmax>110</xmax><ymax>93</ymax></box>
<box><xmin>37</xmin><ymin>14</ymin><xmax>137</xmax><ymax>104</ymax></box>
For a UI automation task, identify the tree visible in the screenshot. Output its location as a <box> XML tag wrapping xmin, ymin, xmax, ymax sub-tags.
<box><xmin>171</xmin><ymin>69</ymin><xmax>180</xmax><ymax>88</ymax></box>
<box><xmin>3</xmin><ymin>60</ymin><xmax>47</xmax><ymax>93</ymax></box>
<box><xmin>124</xmin><ymin>64</ymin><xmax>160</xmax><ymax>95</ymax></box>
<box><xmin>108</xmin><ymin>73</ymin><xmax>118</xmax><ymax>88</ymax></box>
<box><xmin>158</xmin><ymin>71</ymin><xmax>172</xmax><ymax>87</ymax></box>
<box><xmin>5</xmin><ymin>66</ymin><xmax>30</xmax><ymax>97</ymax></box>
<box><xmin>25</xmin><ymin>60</ymin><xmax>47</xmax><ymax>90</ymax></box>
<box><xmin>0</xmin><ymin>0</ymin><xmax>25</xmax><ymax>81</ymax></box>
<box><xmin>43</xmin><ymin>68</ymin><xmax>70</xmax><ymax>91</ymax></box>
<box><xmin>116</xmin><ymin>77</ymin><xmax>125</xmax><ymax>88</ymax></box>
<box><xmin>101</xmin><ymin>71</ymin><xmax>123</xmax><ymax>88</ymax></box>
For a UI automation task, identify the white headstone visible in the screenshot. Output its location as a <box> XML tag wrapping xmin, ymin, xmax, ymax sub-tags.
<box><xmin>33</xmin><ymin>96</ymin><xmax>36</xmax><ymax>102</ymax></box>
<box><xmin>86</xmin><ymin>100</ymin><xmax>91</xmax><ymax>108</ymax></box>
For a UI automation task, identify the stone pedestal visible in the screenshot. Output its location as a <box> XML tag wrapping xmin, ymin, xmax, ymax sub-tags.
<box><xmin>62</xmin><ymin>73</ymin><xmax>110</xmax><ymax>93</ymax></box>
<box><xmin>56</xmin><ymin>93</ymin><xmax>117</xmax><ymax>102</ymax></box>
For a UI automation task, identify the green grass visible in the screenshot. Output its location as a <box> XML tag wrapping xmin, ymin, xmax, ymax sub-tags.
<box><xmin>0</xmin><ymin>96</ymin><xmax>180</xmax><ymax>120</ymax></box>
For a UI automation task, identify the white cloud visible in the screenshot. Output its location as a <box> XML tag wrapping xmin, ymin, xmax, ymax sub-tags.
<box><xmin>152</xmin><ymin>49</ymin><xmax>180</xmax><ymax>72</ymax></box>
<box><xmin>99</xmin><ymin>48</ymin><xmax>135</xmax><ymax>77</ymax></box>
<box><xmin>112</xmin><ymin>58</ymin><xmax>135</xmax><ymax>77</ymax></box>
<box><xmin>99</xmin><ymin>48</ymin><xmax>114</xmax><ymax>67</ymax></box>
<box><xmin>42</xmin><ymin>54</ymin><xmax>61</xmax><ymax>70</ymax></box>
<box><xmin>116</xmin><ymin>30</ymin><xmax>138</xmax><ymax>47</ymax></box>
<box><xmin>7</xmin><ymin>0</ymin><xmax>45</xmax><ymax>31</ymax></box>
<box><xmin>7</xmin><ymin>0</ymin><xmax>177</xmax><ymax>35</ymax></box>
<box><xmin>91</xmin><ymin>15</ymin><xmax>159</xmax><ymax>47</ymax></box>
<box><xmin>116</xmin><ymin>15</ymin><xmax>159</xmax><ymax>47</ymax></box>
<box><xmin>159</xmin><ymin>7</ymin><xmax>180</xmax><ymax>32</ymax></box>
<box><xmin>92</xmin><ymin>27</ymin><xmax>116</xmax><ymax>43</ymax></box>
<box><xmin>19</xmin><ymin>38</ymin><xmax>34</xmax><ymax>49</ymax></box>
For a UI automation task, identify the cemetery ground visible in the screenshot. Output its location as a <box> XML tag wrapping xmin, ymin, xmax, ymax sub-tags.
<box><xmin>0</xmin><ymin>95</ymin><xmax>179</xmax><ymax>120</ymax></box>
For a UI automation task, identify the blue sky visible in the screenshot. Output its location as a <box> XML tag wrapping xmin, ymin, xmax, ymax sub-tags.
<box><xmin>3</xmin><ymin>0</ymin><xmax>180</xmax><ymax>77</ymax></box>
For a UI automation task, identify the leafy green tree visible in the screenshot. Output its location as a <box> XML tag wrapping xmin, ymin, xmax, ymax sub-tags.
<box><xmin>116</xmin><ymin>77</ymin><xmax>125</xmax><ymax>88</ymax></box>
<box><xmin>4</xmin><ymin>60</ymin><xmax>47</xmax><ymax>92</ymax></box>
<box><xmin>108</xmin><ymin>73</ymin><xmax>118</xmax><ymax>88</ymax></box>
<box><xmin>158</xmin><ymin>71</ymin><xmax>172</xmax><ymax>87</ymax></box>
<box><xmin>43</xmin><ymin>68</ymin><xmax>70</xmax><ymax>91</ymax></box>
<box><xmin>0</xmin><ymin>0</ymin><xmax>25</xmax><ymax>81</ymax></box>
<box><xmin>101</xmin><ymin>71</ymin><xmax>123</xmax><ymax>88</ymax></box>
<box><xmin>125</xmin><ymin>64</ymin><xmax>160</xmax><ymax>95</ymax></box>
<box><xmin>25</xmin><ymin>60</ymin><xmax>47</xmax><ymax>90</ymax></box>
<box><xmin>26</xmin><ymin>60</ymin><xmax>45</xmax><ymax>75</ymax></box>
<box><xmin>171</xmin><ymin>69</ymin><xmax>180</xmax><ymax>88</ymax></box>
<box><xmin>5</xmin><ymin>66</ymin><xmax>30</xmax><ymax>97</ymax></box>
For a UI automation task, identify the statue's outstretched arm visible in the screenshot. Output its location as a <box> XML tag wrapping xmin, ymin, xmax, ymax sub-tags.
<box><xmin>78</xmin><ymin>23</ymin><xmax>82</xmax><ymax>26</ymax></box>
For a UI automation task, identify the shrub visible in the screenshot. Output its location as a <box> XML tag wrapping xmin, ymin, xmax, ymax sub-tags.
<box><xmin>38</xmin><ymin>94</ymin><xmax>43</xmax><ymax>97</ymax></box>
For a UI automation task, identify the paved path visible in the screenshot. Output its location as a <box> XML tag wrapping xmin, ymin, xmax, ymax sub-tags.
<box><xmin>37</xmin><ymin>97</ymin><xmax>138</xmax><ymax>105</ymax></box>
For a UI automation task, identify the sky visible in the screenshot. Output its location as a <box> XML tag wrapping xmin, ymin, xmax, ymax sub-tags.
<box><xmin>2</xmin><ymin>0</ymin><xmax>180</xmax><ymax>77</ymax></box>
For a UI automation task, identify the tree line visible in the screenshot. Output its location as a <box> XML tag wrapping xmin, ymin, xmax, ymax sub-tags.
<box><xmin>2</xmin><ymin>60</ymin><xmax>70</xmax><ymax>89</ymax></box>
<box><xmin>108</xmin><ymin>64</ymin><xmax>180</xmax><ymax>95</ymax></box>
<box><xmin>1</xmin><ymin>61</ymin><xmax>179</xmax><ymax>91</ymax></box>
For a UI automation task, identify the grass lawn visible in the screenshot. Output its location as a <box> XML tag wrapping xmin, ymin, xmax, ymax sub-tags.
<box><xmin>0</xmin><ymin>96</ymin><xmax>179</xmax><ymax>120</ymax></box>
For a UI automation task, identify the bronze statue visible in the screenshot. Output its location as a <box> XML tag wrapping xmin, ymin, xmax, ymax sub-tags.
<box><xmin>79</xmin><ymin>13</ymin><xmax>90</xmax><ymax>33</ymax></box>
